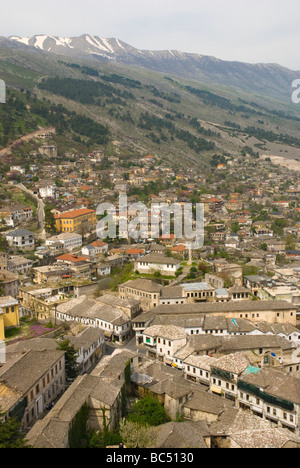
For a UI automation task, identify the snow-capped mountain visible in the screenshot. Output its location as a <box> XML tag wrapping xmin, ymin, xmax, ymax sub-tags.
<box><xmin>9</xmin><ymin>34</ymin><xmax>133</xmax><ymax>59</ymax></box>
<box><xmin>5</xmin><ymin>34</ymin><xmax>300</xmax><ymax>100</ymax></box>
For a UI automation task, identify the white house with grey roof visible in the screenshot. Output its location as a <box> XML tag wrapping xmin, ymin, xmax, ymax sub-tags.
<box><xmin>134</xmin><ymin>254</ymin><xmax>181</xmax><ymax>277</ymax></box>
<box><xmin>55</xmin><ymin>295</ymin><xmax>135</xmax><ymax>344</ymax></box>
<box><xmin>5</xmin><ymin>229</ymin><xmax>35</xmax><ymax>251</ymax></box>
<box><xmin>142</xmin><ymin>324</ymin><xmax>187</xmax><ymax>364</ymax></box>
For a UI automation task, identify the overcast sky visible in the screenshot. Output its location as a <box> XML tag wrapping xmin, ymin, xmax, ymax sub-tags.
<box><xmin>3</xmin><ymin>0</ymin><xmax>300</xmax><ymax>70</ymax></box>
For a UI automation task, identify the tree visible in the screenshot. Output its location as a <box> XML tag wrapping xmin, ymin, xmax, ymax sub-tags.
<box><xmin>127</xmin><ymin>397</ymin><xmax>170</xmax><ymax>427</ymax></box>
<box><xmin>119</xmin><ymin>420</ymin><xmax>157</xmax><ymax>449</ymax></box>
<box><xmin>0</xmin><ymin>412</ymin><xmax>31</xmax><ymax>448</ymax></box>
<box><xmin>45</xmin><ymin>205</ymin><xmax>57</xmax><ymax>235</ymax></box>
<box><xmin>285</xmin><ymin>234</ymin><xmax>296</xmax><ymax>251</ymax></box>
<box><xmin>56</xmin><ymin>339</ymin><xmax>79</xmax><ymax>380</ymax></box>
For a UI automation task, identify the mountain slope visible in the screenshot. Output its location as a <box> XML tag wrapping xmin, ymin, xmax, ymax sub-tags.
<box><xmin>6</xmin><ymin>34</ymin><xmax>300</xmax><ymax>101</ymax></box>
<box><xmin>1</xmin><ymin>36</ymin><xmax>300</xmax><ymax>171</ymax></box>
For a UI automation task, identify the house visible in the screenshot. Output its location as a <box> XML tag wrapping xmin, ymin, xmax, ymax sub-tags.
<box><xmin>134</xmin><ymin>254</ymin><xmax>181</xmax><ymax>277</ymax></box>
<box><xmin>33</xmin><ymin>265</ymin><xmax>72</xmax><ymax>285</ymax></box>
<box><xmin>135</xmin><ymin>300</ymin><xmax>298</xmax><ymax>327</ymax></box>
<box><xmin>209</xmin><ymin>353</ymin><xmax>251</xmax><ymax>401</ymax></box>
<box><xmin>54</xmin><ymin>208</ymin><xmax>96</xmax><ymax>234</ymax></box>
<box><xmin>0</xmin><ymin>349</ymin><xmax>65</xmax><ymax>427</ymax></box>
<box><xmin>39</xmin><ymin>185</ymin><xmax>57</xmax><ymax>199</ymax></box>
<box><xmin>153</xmin><ymin>421</ymin><xmax>211</xmax><ymax>449</ymax></box>
<box><xmin>82</xmin><ymin>241</ymin><xmax>108</xmax><ymax>257</ymax></box>
<box><xmin>96</xmin><ymin>263</ymin><xmax>111</xmax><ymax>277</ymax></box>
<box><xmin>142</xmin><ymin>325</ymin><xmax>187</xmax><ymax>364</ymax></box>
<box><xmin>237</xmin><ymin>367</ymin><xmax>300</xmax><ymax>435</ymax></box>
<box><xmin>182</xmin><ymin>283</ymin><xmax>215</xmax><ymax>303</ymax></box>
<box><xmin>7</xmin><ymin>256</ymin><xmax>33</xmax><ymax>275</ymax></box>
<box><xmin>5</xmin><ymin>229</ymin><xmax>35</xmax><ymax>252</ymax></box>
<box><xmin>0</xmin><ymin>270</ymin><xmax>19</xmax><ymax>298</ymax></box>
<box><xmin>39</xmin><ymin>145</ymin><xmax>58</xmax><ymax>158</ymax></box>
<box><xmin>55</xmin><ymin>254</ymin><xmax>96</xmax><ymax>277</ymax></box>
<box><xmin>46</xmin><ymin>232</ymin><xmax>83</xmax><ymax>251</ymax></box>
<box><xmin>125</xmin><ymin>248</ymin><xmax>145</xmax><ymax>260</ymax></box>
<box><xmin>119</xmin><ymin>279</ymin><xmax>163</xmax><ymax>310</ymax></box>
<box><xmin>170</xmin><ymin>244</ymin><xmax>189</xmax><ymax>258</ymax></box>
<box><xmin>0</xmin><ymin>204</ymin><xmax>33</xmax><ymax>227</ymax></box>
<box><xmin>210</xmin><ymin>408</ymin><xmax>300</xmax><ymax>448</ymax></box>
<box><xmin>0</xmin><ymin>296</ymin><xmax>20</xmax><ymax>340</ymax></box>
<box><xmin>64</xmin><ymin>327</ymin><xmax>105</xmax><ymax>374</ymax></box>
<box><xmin>26</xmin><ymin>350</ymin><xmax>139</xmax><ymax>448</ymax></box>
<box><xmin>55</xmin><ymin>295</ymin><xmax>136</xmax><ymax>344</ymax></box>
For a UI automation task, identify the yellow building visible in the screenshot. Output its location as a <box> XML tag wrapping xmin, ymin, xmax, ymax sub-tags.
<box><xmin>55</xmin><ymin>208</ymin><xmax>96</xmax><ymax>234</ymax></box>
<box><xmin>0</xmin><ymin>310</ymin><xmax>5</xmax><ymax>340</ymax></box>
<box><xmin>0</xmin><ymin>297</ymin><xmax>20</xmax><ymax>339</ymax></box>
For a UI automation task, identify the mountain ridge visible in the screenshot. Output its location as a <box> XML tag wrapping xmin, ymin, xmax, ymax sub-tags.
<box><xmin>5</xmin><ymin>34</ymin><xmax>300</xmax><ymax>101</ymax></box>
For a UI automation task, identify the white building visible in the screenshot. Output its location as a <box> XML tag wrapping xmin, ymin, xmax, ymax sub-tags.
<box><xmin>39</xmin><ymin>185</ymin><xmax>57</xmax><ymax>199</ymax></box>
<box><xmin>5</xmin><ymin>229</ymin><xmax>35</xmax><ymax>251</ymax></box>
<box><xmin>46</xmin><ymin>232</ymin><xmax>82</xmax><ymax>251</ymax></box>
<box><xmin>142</xmin><ymin>325</ymin><xmax>187</xmax><ymax>365</ymax></box>
<box><xmin>134</xmin><ymin>254</ymin><xmax>181</xmax><ymax>277</ymax></box>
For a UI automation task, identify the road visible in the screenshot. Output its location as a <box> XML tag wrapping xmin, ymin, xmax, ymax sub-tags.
<box><xmin>0</xmin><ymin>127</ymin><xmax>55</xmax><ymax>159</ymax></box>
<box><xmin>17</xmin><ymin>183</ymin><xmax>46</xmax><ymax>241</ymax></box>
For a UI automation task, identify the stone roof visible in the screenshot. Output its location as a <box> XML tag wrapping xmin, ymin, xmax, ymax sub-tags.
<box><xmin>0</xmin><ymin>349</ymin><xmax>64</xmax><ymax>395</ymax></box>
<box><xmin>143</xmin><ymin>324</ymin><xmax>187</xmax><ymax>341</ymax></box>
<box><xmin>210</xmin><ymin>408</ymin><xmax>300</xmax><ymax>448</ymax></box>
<box><xmin>122</xmin><ymin>279</ymin><xmax>163</xmax><ymax>293</ymax></box>
<box><xmin>136</xmin><ymin>254</ymin><xmax>180</xmax><ymax>265</ymax></box>
<box><xmin>149</xmin><ymin>300</ymin><xmax>295</xmax><ymax>316</ymax></box>
<box><xmin>211</xmin><ymin>352</ymin><xmax>251</xmax><ymax>375</ymax></box>
<box><xmin>239</xmin><ymin>367</ymin><xmax>300</xmax><ymax>405</ymax></box>
<box><xmin>153</xmin><ymin>421</ymin><xmax>210</xmax><ymax>449</ymax></box>
<box><xmin>160</xmin><ymin>286</ymin><xmax>184</xmax><ymax>299</ymax></box>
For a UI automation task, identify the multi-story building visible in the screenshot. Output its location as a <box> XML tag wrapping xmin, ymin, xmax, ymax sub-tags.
<box><xmin>119</xmin><ymin>279</ymin><xmax>163</xmax><ymax>310</ymax></box>
<box><xmin>0</xmin><ymin>349</ymin><xmax>65</xmax><ymax>427</ymax></box>
<box><xmin>54</xmin><ymin>208</ymin><xmax>96</xmax><ymax>234</ymax></box>
<box><xmin>46</xmin><ymin>232</ymin><xmax>83</xmax><ymax>251</ymax></box>
<box><xmin>0</xmin><ymin>270</ymin><xmax>19</xmax><ymax>298</ymax></box>
<box><xmin>134</xmin><ymin>254</ymin><xmax>181</xmax><ymax>277</ymax></box>
<box><xmin>55</xmin><ymin>295</ymin><xmax>136</xmax><ymax>344</ymax></box>
<box><xmin>0</xmin><ymin>296</ymin><xmax>20</xmax><ymax>339</ymax></box>
<box><xmin>142</xmin><ymin>325</ymin><xmax>187</xmax><ymax>364</ymax></box>
<box><xmin>238</xmin><ymin>367</ymin><xmax>300</xmax><ymax>435</ymax></box>
<box><xmin>5</xmin><ymin>229</ymin><xmax>35</xmax><ymax>252</ymax></box>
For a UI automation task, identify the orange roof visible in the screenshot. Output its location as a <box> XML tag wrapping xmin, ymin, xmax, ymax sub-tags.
<box><xmin>56</xmin><ymin>254</ymin><xmax>89</xmax><ymax>263</ymax></box>
<box><xmin>55</xmin><ymin>208</ymin><xmax>95</xmax><ymax>219</ymax></box>
<box><xmin>91</xmin><ymin>241</ymin><xmax>108</xmax><ymax>248</ymax></box>
<box><xmin>126</xmin><ymin>248</ymin><xmax>144</xmax><ymax>255</ymax></box>
<box><xmin>170</xmin><ymin>245</ymin><xmax>187</xmax><ymax>252</ymax></box>
<box><xmin>159</xmin><ymin>234</ymin><xmax>175</xmax><ymax>240</ymax></box>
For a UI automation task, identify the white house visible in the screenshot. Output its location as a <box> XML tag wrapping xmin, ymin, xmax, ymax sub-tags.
<box><xmin>134</xmin><ymin>254</ymin><xmax>181</xmax><ymax>277</ymax></box>
<box><xmin>46</xmin><ymin>232</ymin><xmax>83</xmax><ymax>251</ymax></box>
<box><xmin>39</xmin><ymin>185</ymin><xmax>57</xmax><ymax>199</ymax></box>
<box><xmin>5</xmin><ymin>229</ymin><xmax>35</xmax><ymax>251</ymax></box>
<box><xmin>82</xmin><ymin>241</ymin><xmax>108</xmax><ymax>257</ymax></box>
<box><xmin>142</xmin><ymin>325</ymin><xmax>187</xmax><ymax>365</ymax></box>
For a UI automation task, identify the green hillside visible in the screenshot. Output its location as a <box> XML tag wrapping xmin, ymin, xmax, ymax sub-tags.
<box><xmin>1</xmin><ymin>44</ymin><xmax>300</xmax><ymax>171</ymax></box>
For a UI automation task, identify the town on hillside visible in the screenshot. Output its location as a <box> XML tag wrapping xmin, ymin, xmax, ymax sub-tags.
<box><xmin>0</xmin><ymin>138</ymin><xmax>300</xmax><ymax>449</ymax></box>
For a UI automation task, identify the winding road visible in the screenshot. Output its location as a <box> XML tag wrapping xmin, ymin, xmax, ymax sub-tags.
<box><xmin>17</xmin><ymin>183</ymin><xmax>46</xmax><ymax>242</ymax></box>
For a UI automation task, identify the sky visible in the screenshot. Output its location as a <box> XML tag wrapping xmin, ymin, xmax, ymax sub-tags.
<box><xmin>3</xmin><ymin>0</ymin><xmax>300</xmax><ymax>70</ymax></box>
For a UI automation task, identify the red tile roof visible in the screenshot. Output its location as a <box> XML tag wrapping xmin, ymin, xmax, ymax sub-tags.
<box><xmin>55</xmin><ymin>208</ymin><xmax>95</xmax><ymax>219</ymax></box>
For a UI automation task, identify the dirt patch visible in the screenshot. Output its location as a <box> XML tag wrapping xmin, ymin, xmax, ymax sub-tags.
<box><xmin>261</xmin><ymin>154</ymin><xmax>300</xmax><ymax>172</ymax></box>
